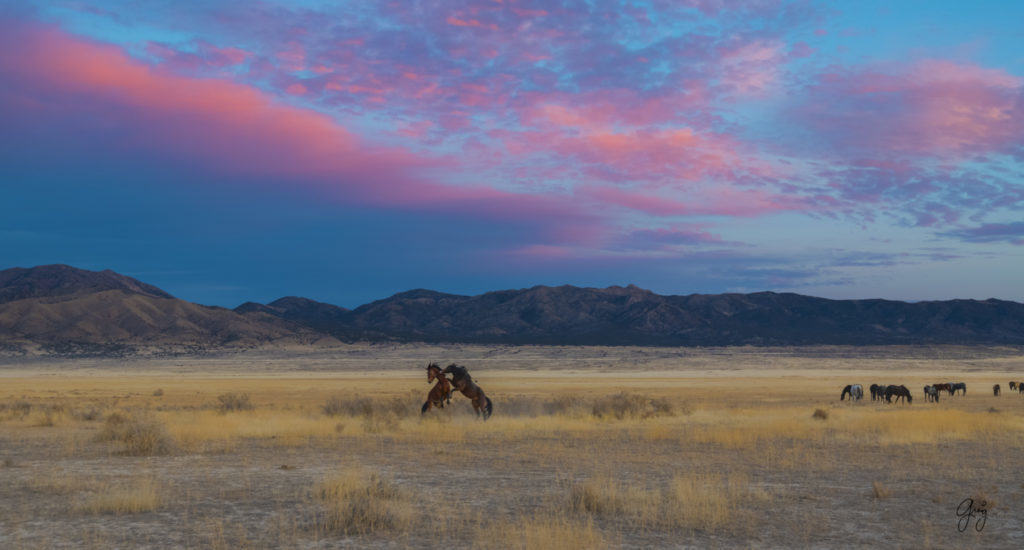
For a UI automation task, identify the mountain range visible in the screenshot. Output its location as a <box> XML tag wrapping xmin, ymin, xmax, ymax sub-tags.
<box><xmin>2</xmin><ymin>264</ymin><xmax>1023</xmax><ymax>356</ymax></box>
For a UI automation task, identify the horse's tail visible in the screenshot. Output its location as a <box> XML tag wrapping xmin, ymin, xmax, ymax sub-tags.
<box><xmin>484</xmin><ymin>396</ymin><xmax>493</xmax><ymax>420</ymax></box>
<box><xmin>421</xmin><ymin>400</ymin><xmax>429</xmax><ymax>415</ymax></box>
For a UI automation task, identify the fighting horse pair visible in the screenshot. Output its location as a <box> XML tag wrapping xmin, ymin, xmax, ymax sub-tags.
<box><xmin>421</xmin><ymin>362</ymin><xmax>493</xmax><ymax>420</ymax></box>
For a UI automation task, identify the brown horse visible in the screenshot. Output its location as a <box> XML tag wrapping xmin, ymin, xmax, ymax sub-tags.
<box><xmin>993</xmin><ymin>384</ymin><xmax>1000</xmax><ymax>397</ymax></box>
<box><xmin>443</xmin><ymin>363</ymin><xmax>493</xmax><ymax>420</ymax></box>
<box><xmin>421</xmin><ymin>362</ymin><xmax>453</xmax><ymax>415</ymax></box>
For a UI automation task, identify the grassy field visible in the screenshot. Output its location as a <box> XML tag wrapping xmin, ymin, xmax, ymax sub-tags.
<box><xmin>1</xmin><ymin>345</ymin><xmax>1023</xmax><ymax>548</ymax></box>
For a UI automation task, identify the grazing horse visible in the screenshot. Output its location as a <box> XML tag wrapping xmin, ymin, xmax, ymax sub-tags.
<box><xmin>924</xmin><ymin>385</ymin><xmax>939</xmax><ymax>403</ymax></box>
<box><xmin>840</xmin><ymin>384</ymin><xmax>863</xmax><ymax>401</ymax></box>
<box><xmin>851</xmin><ymin>384</ymin><xmax>863</xmax><ymax>401</ymax></box>
<box><xmin>421</xmin><ymin>363</ymin><xmax>453</xmax><ymax>414</ymax></box>
<box><xmin>1010</xmin><ymin>381</ymin><xmax>1018</xmax><ymax>392</ymax></box>
<box><xmin>443</xmin><ymin>364</ymin><xmax>493</xmax><ymax>420</ymax></box>
<box><xmin>885</xmin><ymin>385</ymin><xmax>912</xmax><ymax>404</ymax></box>
<box><xmin>993</xmin><ymin>384</ymin><xmax>1000</xmax><ymax>397</ymax></box>
<box><xmin>951</xmin><ymin>382</ymin><xmax>967</xmax><ymax>396</ymax></box>
<box><xmin>932</xmin><ymin>383</ymin><xmax>953</xmax><ymax>396</ymax></box>
<box><xmin>869</xmin><ymin>384</ymin><xmax>885</xmax><ymax>401</ymax></box>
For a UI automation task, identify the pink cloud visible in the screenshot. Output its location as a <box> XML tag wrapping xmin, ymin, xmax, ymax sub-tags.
<box><xmin>794</xmin><ymin>59</ymin><xmax>1023</xmax><ymax>158</ymax></box>
<box><xmin>580</xmin><ymin>185</ymin><xmax>807</xmax><ymax>218</ymax></box>
<box><xmin>0</xmin><ymin>20</ymin><xmax>604</xmax><ymax>233</ymax></box>
<box><xmin>504</xmin><ymin>114</ymin><xmax>765</xmax><ymax>185</ymax></box>
<box><xmin>446</xmin><ymin>16</ymin><xmax>499</xmax><ymax>31</ymax></box>
<box><xmin>718</xmin><ymin>40</ymin><xmax>785</xmax><ymax>96</ymax></box>
<box><xmin>789</xmin><ymin>41</ymin><xmax>815</xmax><ymax>59</ymax></box>
<box><xmin>396</xmin><ymin>120</ymin><xmax>435</xmax><ymax>138</ymax></box>
<box><xmin>275</xmin><ymin>41</ymin><xmax>307</xmax><ymax>71</ymax></box>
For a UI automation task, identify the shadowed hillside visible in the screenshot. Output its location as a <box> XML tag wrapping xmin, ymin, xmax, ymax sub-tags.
<box><xmin>0</xmin><ymin>266</ymin><xmax>335</xmax><ymax>356</ymax></box>
<box><xmin>2</xmin><ymin>265</ymin><xmax>1024</xmax><ymax>356</ymax></box>
<box><xmin>306</xmin><ymin>285</ymin><xmax>1024</xmax><ymax>346</ymax></box>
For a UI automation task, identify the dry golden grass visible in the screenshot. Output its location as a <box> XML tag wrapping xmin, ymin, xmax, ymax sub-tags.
<box><xmin>668</xmin><ymin>472</ymin><xmax>772</xmax><ymax>530</ymax></box>
<box><xmin>2</xmin><ymin>347</ymin><xmax>1024</xmax><ymax>548</ymax></box>
<box><xmin>836</xmin><ymin>407</ymin><xmax>1024</xmax><ymax>445</ymax></box>
<box><xmin>568</xmin><ymin>471</ymin><xmax>771</xmax><ymax>533</ymax></box>
<box><xmin>315</xmin><ymin>467</ymin><xmax>418</xmax><ymax>535</ymax></box>
<box><xmin>163</xmin><ymin>409</ymin><xmax>340</xmax><ymax>450</ymax></box>
<box><xmin>77</xmin><ymin>477</ymin><xmax>161</xmax><ymax>515</ymax></box>
<box><xmin>96</xmin><ymin>412</ymin><xmax>176</xmax><ymax>455</ymax></box>
<box><xmin>474</xmin><ymin>515</ymin><xmax>607</xmax><ymax>550</ymax></box>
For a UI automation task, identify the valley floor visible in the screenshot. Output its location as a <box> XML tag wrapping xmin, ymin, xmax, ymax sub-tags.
<box><xmin>1</xmin><ymin>345</ymin><xmax>1023</xmax><ymax>548</ymax></box>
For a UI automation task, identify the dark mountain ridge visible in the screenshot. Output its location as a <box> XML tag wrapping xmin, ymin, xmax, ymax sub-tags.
<box><xmin>0</xmin><ymin>266</ymin><xmax>335</xmax><ymax>355</ymax></box>
<box><xmin>0</xmin><ymin>264</ymin><xmax>173</xmax><ymax>303</ymax></box>
<box><xmin>240</xmin><ymin>282</ymin><xmax>1024</xmax><ymax>347</ymax></box>
<box><xmin>2</xmin><ymin>265</ymin><xmax>1023</xmax><ymax>355</ymax></box>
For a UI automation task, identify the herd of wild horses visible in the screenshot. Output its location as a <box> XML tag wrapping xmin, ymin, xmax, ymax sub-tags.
<box><xmin>421</xmin><ymin>362</ymin><xmax>493</xmax><ymax>420</ymax></box>
<box><xmin>421</xmin><ymin>364</ymin><xmax>1022</xmax><ymax>419</ymax></box>
<box><xmin>840</xmin><ymin>381</ymin><xmax>1024</xmax><ymax>404</ymax></box>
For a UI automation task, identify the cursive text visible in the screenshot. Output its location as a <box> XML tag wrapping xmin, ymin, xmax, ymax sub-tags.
<box><xmin>956</xmin><ymin>497</ymin><xmax>987</xmax><ymax>533</ymax></box>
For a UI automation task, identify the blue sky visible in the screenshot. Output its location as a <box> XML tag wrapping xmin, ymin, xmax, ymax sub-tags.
<box><xmin>1</xmin><ymin>1</ymin><xmax>1022</xmax><ymax>307</ymax></box>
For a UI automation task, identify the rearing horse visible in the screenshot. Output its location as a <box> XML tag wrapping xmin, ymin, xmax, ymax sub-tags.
<box><xmin>421</xmin><ymin>362</ymin><xmax>453</xmax><ymax>415</ymax></box>
<box><xmin>443</xmin><ymin>363</ymin><xmax>493</xmax><ymax>420</ymax></box>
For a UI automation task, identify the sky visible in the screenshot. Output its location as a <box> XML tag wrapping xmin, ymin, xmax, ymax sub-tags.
<box><xmin>1</xmin><ymin>1</ymin><xmax>1022</xmax><ymax>308</ymax></box>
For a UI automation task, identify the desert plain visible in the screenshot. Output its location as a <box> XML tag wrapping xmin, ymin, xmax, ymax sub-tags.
<box><xmin>1</xmin><ymin>344</ymin><xmax>1023</xmax><ymax>549</ymax></box>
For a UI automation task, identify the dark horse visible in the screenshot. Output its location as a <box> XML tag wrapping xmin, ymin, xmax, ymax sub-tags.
<box><xmin>993</xmin><ymin>384</ymin><xmax>1000</xmax><ymax>397</ymax></box>
<box><xmin>1010</xmin><ymin>381</ymin><xmax>1018</xmax><ymax>391</ymax></box>
<box><xmin>443</xmin><ymin>363</ymin><xmax>493</xmax><ymax>420</ymax></box>
<box><xmin>951</xmin><ymin>382</ymin><xmax>967</xmax><ymax>396</ymax></box>
<box><xmin>923</xmin><ymin>385</ymin><xmax>940</xmax><ymax>403</ymax></box>
<box><xmin>869</xmin><ymin>384</ymin><xmax>885</xmax><ymax>401</ymax></box>
<box><xmin>421</xmin><ymin>362</ymin><xmax>453</xmax><ymax>415</ymax></box>
<box><xmin>932</xmin><ymin>383</ymin><xmax>953</xmax><ymax>396</ymax></box>
<box><xmin>885</xmin><ymin>385</ymin><xmax>912</xmax><ymax>404</ymax></box>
